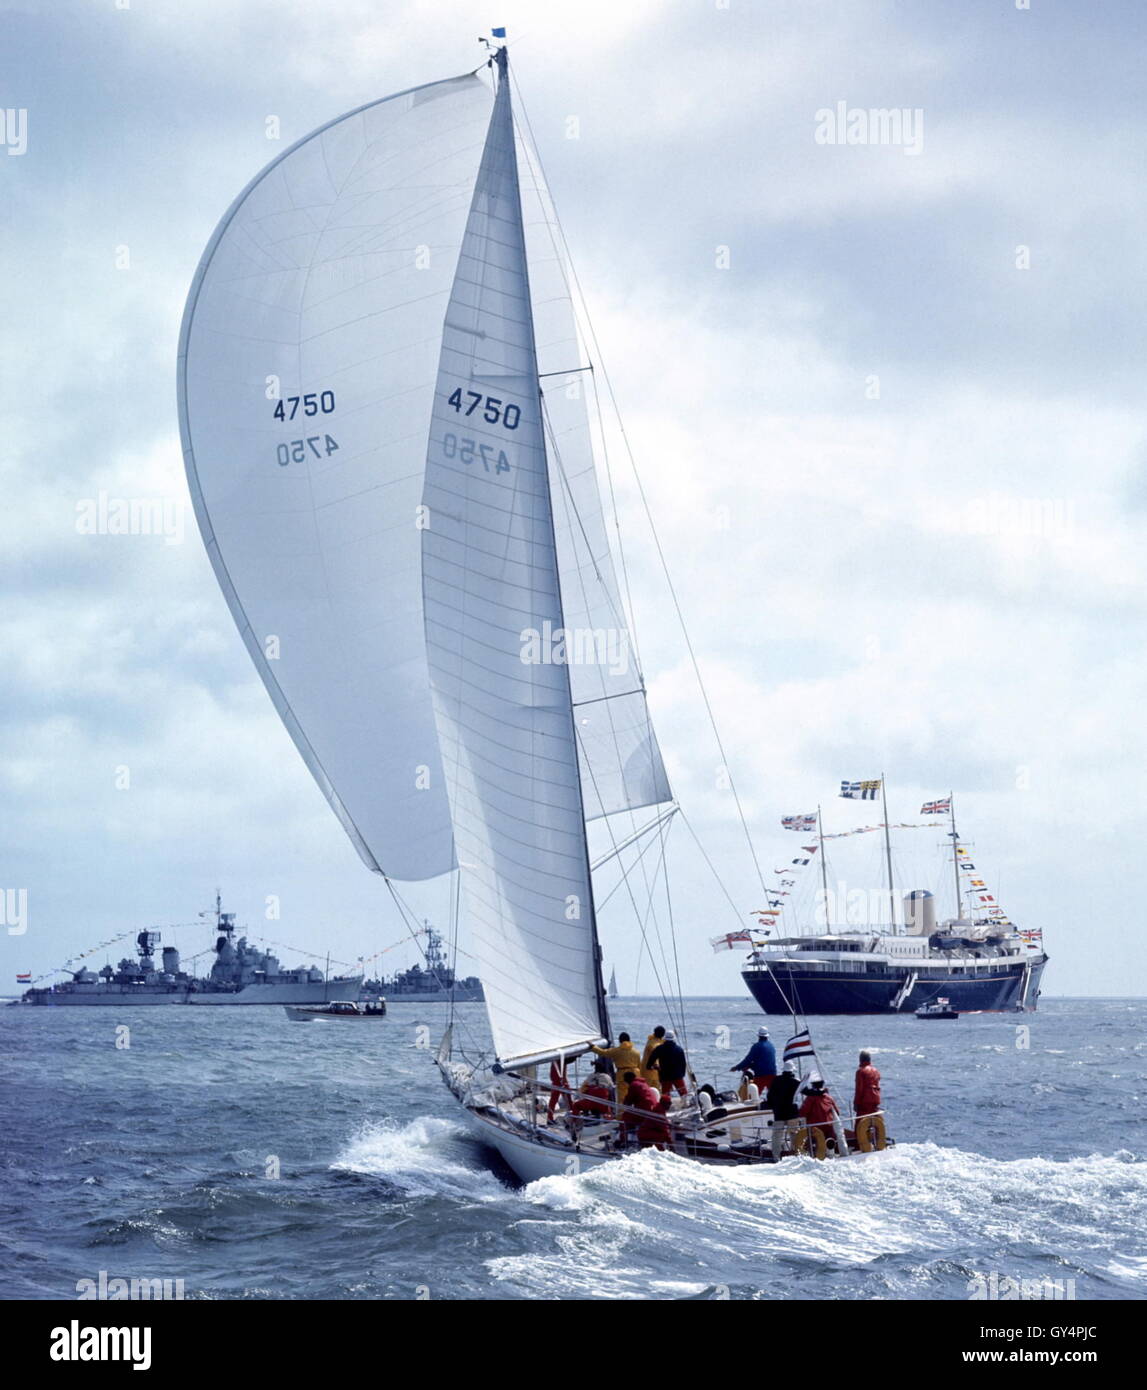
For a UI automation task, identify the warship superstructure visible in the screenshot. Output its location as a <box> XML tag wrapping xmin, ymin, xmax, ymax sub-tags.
<box><xmin>18</xmin><ymin>896</ymin><xmax>361</xmax><ymax>1005</ymax></box>
<box><xmin>362</xmin><ymin>925</ymin><xmax>482</xmax><ymax>1004</ymax></box>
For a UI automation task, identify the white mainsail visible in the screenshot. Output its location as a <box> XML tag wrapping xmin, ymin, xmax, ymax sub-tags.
<box><xmin>422</xmin><ymin>59</ymin><xmax>608</xmax><ymax>1065</ymax></box>
<box><xmin>179</xmin><ymin>48</ymin><xmax>670</xmax><ymax>1069</ymax></box>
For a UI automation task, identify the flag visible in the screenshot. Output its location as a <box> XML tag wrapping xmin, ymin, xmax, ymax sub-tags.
<box><xmin>840</xmin><ymin>779</ymin><xmax>881</xmax><ymax>800</ymax></box>
<box><xmin>491</xmin><ymin>26</ymin><xmax>506</xmax><ymax>37</ymax></box>
<box><xmin>754</xmin><ymin>909</ymin><xmax>780</xmax><ymax>918</ymax></box>
<box><xmin>710</xmin><ymin>930</ymin><xmax>754</xmax><ymax>952</ymax></box>
<box><xmin>779</xmin><ymin>878</ymin><xmax>795</xmax><ymax>887</ymax></box>
<box><xmin>16</xmin><ymin>972</ymin><xmax>31</xmax><ymax>983</ymax></box>
<box><xmin>802</xmin><ymin>845</ymin><xmax>819</xmax><ymax>855</ymax></box>
<box><xmin>782</xmin><ymin>814</ymin><xmax>817</xmax><ymax>831</ymax></box>
<box><xmin>783</xmin><ymin>1029</ymin><xmax>816</xmax><ymax>1062</ymax></box>
<box><xmin>956</xmin><ymin>847</ymin><xmax>969</xmax><ymax>856</ymax></box>
<box><xmin>769</xmin><ymin>899</ymin><xmax>784</xmax><ymax>908</ymax></box>
<box><xmin>791</xmin><ymin>857</ymin><xmax>810</xmax><ymax>866</ymax></box>
<box><xmin>959</xmin><ymin>861</ymin><xmax>976</xmax><ymax>871</ymax></box>
<box><xmin>970</xmin><ymin>878</ymin><xmax>985</xmax><ymax>888</ymax></box>
<box><xmin>921</xmin><ymin>798</ymin><xmax>951</xmax><ymax>815</ymax></box>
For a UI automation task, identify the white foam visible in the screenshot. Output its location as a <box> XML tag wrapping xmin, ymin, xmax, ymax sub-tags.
<box><xmin>331</xmin><ymin>1116</ymin><xmax>504</xmax><ymax>1202</ymax></box>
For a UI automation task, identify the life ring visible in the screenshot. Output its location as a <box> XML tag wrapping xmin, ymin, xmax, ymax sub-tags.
<box><xmin>855</xmin><ymin>1114</ymin><xmax>887</xmax><ymax>1152</ymax></box>
<box><xmin>793</xmin><ymin>1125</ymin><xmax>828</xmax><ymax>1160</ymax></box>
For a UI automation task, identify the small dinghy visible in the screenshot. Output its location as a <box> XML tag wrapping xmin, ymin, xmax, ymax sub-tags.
<box><xmin>916</xmin><ymin>997</ymin><xmax>959</xmax><ymax>1019</ymax></box>
<box><xmin>285</xmin><ymin>1000</ymin><xmax>387</xmax><ymax>1022</ymax></box>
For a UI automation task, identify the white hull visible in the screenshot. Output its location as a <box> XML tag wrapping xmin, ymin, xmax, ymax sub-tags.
<box><xmin>466</xmin><ymin>1105</ymin><xmax>617</xmax><ymax>1182</ymax></box>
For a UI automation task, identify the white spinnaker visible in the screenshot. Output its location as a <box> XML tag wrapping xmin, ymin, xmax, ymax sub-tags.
<box><xmin>421</xmin><ymin>69</ymin><xmax>607</xmax><ymax>1065</ymax></box>
<box><xmin>178</xmin><ymin>73</ymin><xmax>491</xmax><ymax>880</ymax></box>
<box><xmin>516</xmin><ymin>127</ymin><xmax>672</xmax><ymax>822</ymax></box>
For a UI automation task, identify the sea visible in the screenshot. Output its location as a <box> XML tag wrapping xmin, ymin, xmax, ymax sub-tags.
<box><xmin>3</xmin><ymin>996</ymin><xmax>1144</xmax><ymax>1301</ymax></box>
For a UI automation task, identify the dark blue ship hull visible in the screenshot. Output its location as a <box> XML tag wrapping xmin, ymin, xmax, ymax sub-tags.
<box><xmin>743</xmin><ymin>957</ymin><xmax>1046</xmax><ymax>1015</ymax></box>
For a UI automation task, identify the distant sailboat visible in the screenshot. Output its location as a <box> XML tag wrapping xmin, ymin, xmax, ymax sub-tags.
<box><xmin>178</xmin><ymin>34</ymin><xmax>889</xmax><ymax>1183</ymax></box>
<box><xmin>608</xmin><ymin>969</ymin><xmax>619</xmax><ymax>999</ymax></box>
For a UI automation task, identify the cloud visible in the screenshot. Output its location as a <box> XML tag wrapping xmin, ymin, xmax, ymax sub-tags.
<box><xmin>1</xmin><ymin>0</ymin><xmax>1142</xmax><ymax>1001</ymax></box>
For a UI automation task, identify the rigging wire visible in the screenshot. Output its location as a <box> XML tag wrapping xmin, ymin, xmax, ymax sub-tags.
<box><xmin>510</xmin><ymin>71</ymin><xmax>769</xmax><ymax>909</ymax></box>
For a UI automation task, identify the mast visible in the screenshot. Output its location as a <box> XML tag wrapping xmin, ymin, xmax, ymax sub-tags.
<box><xmin>495</xmin><ymin>38</ymin><xmax>611</xmax><ymax>1050</ymax></box>
<box><xmin>817</xmin><ymin>804</ymin><xmax>830</xmax><ymax>933</ymax></box>
<box><xmin>880</xmin><ymin>774</ymin><xmax>896</xmax><ymax>933</ymax></box>
<box><xmin>949</xmin><ymin>790</ymin><xmax>962</xmax><ymax>919</ymax></box>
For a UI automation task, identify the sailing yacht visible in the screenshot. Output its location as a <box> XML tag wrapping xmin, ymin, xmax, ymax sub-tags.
<box><xmin>178</xmin><ymin>36</ymin><xmax>888</xmax><ymax>1183</ymax></box>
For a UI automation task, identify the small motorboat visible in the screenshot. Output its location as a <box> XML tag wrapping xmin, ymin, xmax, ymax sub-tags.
<box><xmin>284</xmin><ymin>999</ymin><xmax>387</xmax><ymax>1022</ymax></box>
<box><xmin>916</xmin><ymin>997</ymin><xmax>959</xmax><ymax>1019</ymax></box>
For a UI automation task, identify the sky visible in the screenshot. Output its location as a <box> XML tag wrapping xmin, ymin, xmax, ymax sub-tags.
<box><xmin>1</xmin><ymin>0</ymin><xmax>1144</xmax><ymax>998</ymax></box>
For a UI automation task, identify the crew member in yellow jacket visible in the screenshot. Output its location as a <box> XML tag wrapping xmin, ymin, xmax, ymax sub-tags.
<box><xmin>641</xmin><ymin>1026</ymin><xmax>667</xmax><ymax>1090</ymax></box>
<box><xmin>591</xmin><ymin>1033</ymin><xmax>643</xmax><ymax>1117</ymax></box>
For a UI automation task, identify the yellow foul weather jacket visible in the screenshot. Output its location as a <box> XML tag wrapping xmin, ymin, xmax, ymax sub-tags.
<box><xmin>591</xmin><ymin>1042</ymin><xmax>643</xmax><ymax>1103</ymax></box>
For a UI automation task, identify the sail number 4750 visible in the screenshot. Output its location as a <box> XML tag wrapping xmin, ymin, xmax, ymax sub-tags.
<box><xmin>272</xmin><ymin>391</ymin><xmax>336</xmax><ymax>421</ymax></box>
<box><xmin>446</xmin><ymin>389</ymin><xmax>520</xmax><ymax>430</ymax></box>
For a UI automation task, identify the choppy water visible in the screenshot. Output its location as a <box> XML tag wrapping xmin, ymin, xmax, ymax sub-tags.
<box><xmin>2</xmin><ymin>997</ymin><xmax>1144</xmax><ymax>1300</ymax></box>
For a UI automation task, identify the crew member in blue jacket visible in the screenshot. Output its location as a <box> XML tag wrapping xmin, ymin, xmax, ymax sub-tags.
<box><xmin>731</xmin><ymin>1027</ymin><xmax>777</xmax><ymax>1089</ymax></box>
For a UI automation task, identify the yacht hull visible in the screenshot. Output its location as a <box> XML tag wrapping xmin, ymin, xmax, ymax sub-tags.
<box><xmin>743</xmin><ymin>956</ymin><xmax>1047</xmax><ymax>1015</ymax></box>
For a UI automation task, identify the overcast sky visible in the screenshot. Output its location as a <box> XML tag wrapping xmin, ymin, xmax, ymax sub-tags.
<box><xmin>2</xmin><ymin>0</ymin><xmax>1144</xmax><ymax>999</ymax></box>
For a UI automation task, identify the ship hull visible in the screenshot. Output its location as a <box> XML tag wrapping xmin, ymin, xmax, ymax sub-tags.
<box><xmin>22</xmin><ymin>977</ymin><xmax>361</xmax><ymax>1006</ymax></box>
<box><xmin>375</xmin><ymin>987</ymin><xmax>483</xmax><ymax>1004</ymax></box>
<box><xmin>182</xmin><ymin>977</ymin><xmax>361</xmax><ymax>1005</ymax></box>
<box><xmin>743</xmin><ymin>957</ymin><xmax>1046</xmax><ymax>1015</ymax></box>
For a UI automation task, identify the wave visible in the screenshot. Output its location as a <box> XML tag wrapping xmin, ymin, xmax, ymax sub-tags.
<box><xmin>330</xmin><ymin>1116</ymin><xmax>505</xmax><ymax>1203</ymax></box>
<box><xmin>485</xmin><ymin>1143</ymin><xmax>1147</xmax><ymax>1300</ymax></box>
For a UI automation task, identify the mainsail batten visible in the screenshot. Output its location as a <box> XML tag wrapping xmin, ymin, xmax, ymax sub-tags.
<box><xmin>421</xmin><ymin>58</ymin><xmax>608</xmax><ymax>1066</ymax></box>
<box><xmin>179</xmin><ymin>72</ymin><xmax>492</xmax><ymax>882</ymax></box>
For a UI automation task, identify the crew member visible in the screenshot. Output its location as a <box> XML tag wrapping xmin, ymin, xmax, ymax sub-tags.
<box><xmin>636</xmin><ymin>1092</ymin><xmax>673</xmax><ymax>1150</ymax></box>
<box><xmin>618</xmin><ymin>1069</ymin><xmax>659</xmax><ymax>1142</ymax></box>
<box><xmin>730</xmin><ymin>1027</ymin><xmax>777</xmax><ymax>1091</ymax></box>
<box><xmin>853</xmin><ymin>1050</ymin><xmax>882</xmax><ymax>1119</ymax></box>
<box><xmin>591</xmin><ymin>1033</ymin><xmax>643</xmax><ymax>1110</ymax></box>
<box><xmin>571</xmin><ymin>1070</ymin><xmax>614</xmax><ymax>1118</ymax></box>
<box><xmin>647</xmin><ymin>1028</ymin><xmax>689</xmax><ymax>1097</ymax></box>
<box><xmin>641</xmin><ymin>1025</ymin><xmax>667</xmax><ymax>1089</ymax></box>
<box><xmin>765</xmin><ymin>1061</ymin><xmax>800</xmax><ymax>1161</ymax></box>
<box><xmin>799</xmin><ymin>1077</ymin><xmax>844</xmax><ymax>1154</ymax></box>
<box><xmin>547</xmin><ymin>1058</ymin><xmax>570</xmax><ymax>1123</ymax></box>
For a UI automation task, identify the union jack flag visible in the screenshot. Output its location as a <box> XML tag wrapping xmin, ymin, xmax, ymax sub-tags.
<box><xmin>921</xmin><ymin>798</ymin><xmax>951</xmax><ymax>815</ymax></box>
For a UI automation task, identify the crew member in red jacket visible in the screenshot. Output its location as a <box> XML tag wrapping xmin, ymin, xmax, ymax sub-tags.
<box><xmin>619</xmin><ymin>1070</ymin><xmax>659</xmax><ymax>1142</ymax></box>
<box><xmin>635</xmin><ymin>1093</ymin><xmax>673</xmax><ymax>1150</ymax></box>
<box><xmin>853</xmin><ymin>1050</ymin><xmax>882</xmax><ymax>1119</ymax></box>
<box><xmin>571</xmin><ymin>1070</ymin><xmax>614</xmax><ymax>1118</ymax></box>
<box><xmin>798</xmin><ymin>1077</ymin><xmax>841</xmax><ymax>1151</ymax></box>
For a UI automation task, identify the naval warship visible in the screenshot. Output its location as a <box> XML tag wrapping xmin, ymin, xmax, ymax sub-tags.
<box><xmin>362</xmin><ymin>925</ymin><xmax>482</xmax><ymax>1004</ymax></box>
<box><xmin>18</xmin><ymin>895</ymin><xmax>361</xmax><ymax>1005</ymax></box>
